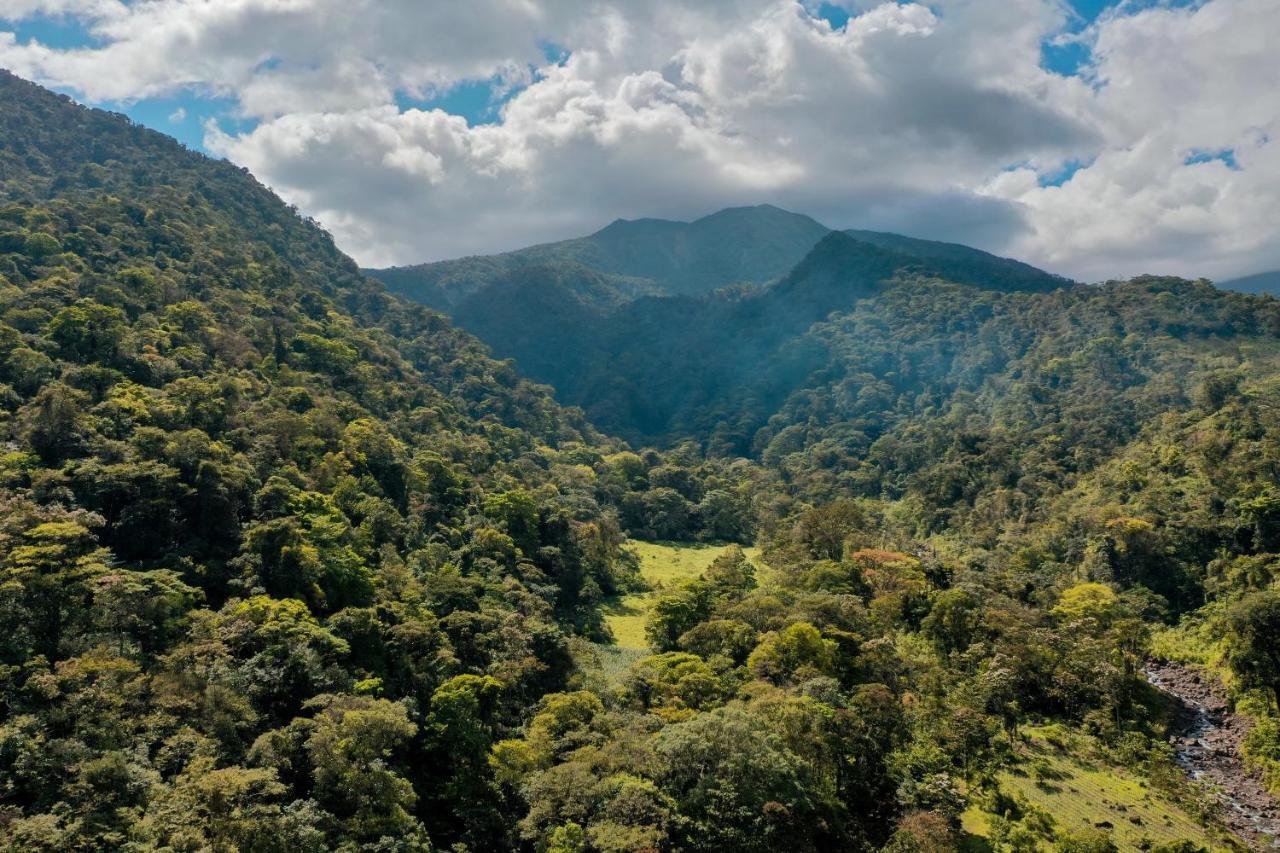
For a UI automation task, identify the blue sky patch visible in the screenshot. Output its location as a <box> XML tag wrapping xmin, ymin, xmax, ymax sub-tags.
<box><xmin>115</xmin><ymin>95</ymin><xmax>255</xmax><ymax>152</ymax></box>
<box><xmin>1039</xmin><ymin>0</ymin><xmax>1119</xmax><ymax>76</ymax></box>
<box><xmin>7</xmin><ymin>13</ymin><xmax>98</xmax><ymax>49</ymax></box>
<box><xmin>539</xmin><ymin>40</ymin><xmax>570</xmax><ymax>66</ymax></box>
<box><xmin>814</xmin><ymin>3</ymin><xmax>851</xmax><ymax>31</ymax></box>
<box><xmin>1038</xmin><ymin>158</ymin><xmax>1094</xmax><ymax>187</ymax></box>
<box><xmin>396</xmin><ymin>78</ymin><xmax>516</xmax><ymax>126</ymax></box>
<box><xmin>1185</xmin><ymin>148</ymin><xmax>1240</xmax><ymax>170</ymax></box>
<box><xmin>1041</xmin><ymin>39</ymin><xmax>1093</xmax><ymax>77</ymax></box>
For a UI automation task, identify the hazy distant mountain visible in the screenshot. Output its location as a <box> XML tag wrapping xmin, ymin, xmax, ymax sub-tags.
<box><xmin>367</xmin><ymin>204</ymin><xmax>832</xmax><ymax>311</ymax></box>
<box><xmin>375</xmin><ymin>222</ymin><xmax>1076</xmax><ymax>449</ymax></box>
<box><xmin>1220</xmin><ymin>270</ymin><xmax>1280</xmax><ymax>295</ymax></box>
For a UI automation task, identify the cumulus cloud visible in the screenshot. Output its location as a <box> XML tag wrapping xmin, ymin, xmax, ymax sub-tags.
<box><xmin>199</xmin><ymin>0</ymin><xmax>1103</xmax><ymax>266</ymax></box>
<box><xmin>3</xmin><ymin>0</ymin><xmax>1278</xmax><ymax>280</ymax></box>
<box><xmin>983</xmin><ymin>0</ymin><xmax>1280</xmax><ymax>281</ymax></box>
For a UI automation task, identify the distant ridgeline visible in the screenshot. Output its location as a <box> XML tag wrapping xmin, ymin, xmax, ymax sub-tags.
<box><xmin>1221</xmin><ymin>269</ymin><xmax>1280</xmax><ymax>295</ymax></box>
<box><xmin>371</xmin><ymin>205</ymin><xmax>1280</xmax><ymax>461</ymax></box>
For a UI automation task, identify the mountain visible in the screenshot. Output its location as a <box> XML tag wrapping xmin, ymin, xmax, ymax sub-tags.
<box><xmin>368</xmin><ymin>208</ymin><xmax>1077</xmax><ymax>456</ymax></box>
<box><xmin>1221</xmin><ymin>269</ymin><xmax>1280</xmax><ymax>295</ymax></box>
<box><xmin>379</xmin><ymin>226</ymin><xmax>1074</xmax><ymax>451</ymax></box>
<box><xmin>393</xmin><ymin>195</ymin><xmax>1280</xmax><ymax>848</ymax></box>
<box><xmin>369</xmin><ymin>204</ymin><xmax>1069</xmax><ymax>312</ymax></box>
<box><xmin>367</xmin><ymin>203</ymin><xmax>832</xmax><ymax>311</ymax></box>
<box><xmin>579</xmin><ymin>204</ymin><xmax>834</xmax><ymax>294</ymax></box>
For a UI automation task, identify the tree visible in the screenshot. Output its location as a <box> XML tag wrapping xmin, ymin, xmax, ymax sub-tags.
<box><xmin>423</xmin><ymin>674</ymin><xmax>506</xmax><ymax>845</ymax></box>
<box><xmin>883</xmin><ymin>811</ymin><xmax>957</xmax><ymax>852</ymax></box>
<box><xmin>625</xmin><ymin>652</ymin><xmax>724</xmax><ymax>717</ymax></box>
<box><xmin>922</xmin><ymin>588</ymin><xmax>984</xmax><ymax>654</ymax></box>
<box><xmin>483</xmin><ymin>489</ymin><xmax>540</xmax><ymax>556</ymax></box>
<box><xmin>1223</xmin><ymin>590</ymin><xmax>1280</xmax><ymax>709</ymax></box>
<box><xmin>237</xmin><ymin>491</ymin><xmax>373</xmax><ymax>612</ymax></box>
<box><xmin>303</xmin><ymin>694</ymin><xmax>423</xmax><ymax>842</ymax></box>
<box><xmin>19</xmin><ymin>383</ymin><xmax>90</xmax><ymax>463</ymax></box>
<box><xmin>89</xmin><ymin>568</ymin><xmax>200</xmax><ymax>656</ymax></box>
<box><xmin>46</xmin><ymin>301</ymin><xmax>126</xmax><ymax>363</ymax></box>
<box><xmin>748</xmin><ymin>622</ymin><xmax>837</xmax><ymax>684</ymax></box>
<box><xmin>1052</xmin><ymin>583</ymin><xmax>1120</xmax><ymax>626</ymax></box>
<box><xmin>654</xmin><ymin>706</ymin><xmax>832</xmax><ymax>853</ymax></box>
<box><xmin>704</xmin><ymin>544</ymin><xmax>757</xmax><ymax>596</ymax></box>
<box><xmin>1</xmin><ymin>515</ymin><xmax>113</xmax><ymax>661</ymax></box>
<box><xmin>678</xmin><ymin>618</ymin><xmax>758</xmax><ymax>665</ymax></box>
<box><xmin>202</xmin><ymin>596</ymin><xmax>350</xmax><ymax>722</ymax></box>
<box><xmin>792</xmin><ymin>500</ymin><xmax>869</xmax><ymax>561</ymax></box>
<box><xmin>645</xmin><ymin>580</ymin><xmax>713</xmax><ymax>652</ymax></box>
<box><xmin>133</xmin><ymin>758</ymin><xmax>329</xmax><ymax>852</ymax></box>
<box><xmin>22</xmin><ymin>231</ymin><xmax>62</xmax><ymax>258</ymax></box>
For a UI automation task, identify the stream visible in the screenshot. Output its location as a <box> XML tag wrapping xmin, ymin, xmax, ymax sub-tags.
<box><xmin>1145</xmin><ymin>661</ymin><xmax>1280</xmax><ymax>849</ymax></box>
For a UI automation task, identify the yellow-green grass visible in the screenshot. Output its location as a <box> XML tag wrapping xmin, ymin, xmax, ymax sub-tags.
<box><xmin>964</xmin><ymin>726</ymin><xmax>1220</xmax><ymax>850</ymax></box>
<box><xmin>741</xmin><ymin>545</ymin><xmax>770</xmax><ymax>583</ymax></box>
<box><xmin>603</xmin><ymin>541</ymin><xmax>733</xmax><ymax>651</ymax></box>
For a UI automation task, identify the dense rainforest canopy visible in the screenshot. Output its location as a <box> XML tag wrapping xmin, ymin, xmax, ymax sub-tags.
<box><xmin>3</xmin><ymin>69</ymin><xmax>1280</xmax><ymax>852</ymax></box>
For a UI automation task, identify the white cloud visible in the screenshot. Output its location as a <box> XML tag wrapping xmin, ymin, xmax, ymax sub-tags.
<box><xmin>3</xmin><ymin>0</ymin><xmax>1278</xmax><ymax>280</ymax></box>
<box><xmin>168</xmin><ymin>106</ymin><xmax>186</xmax><ymax>123</ymax></box>
<box><xmin>202</xmin><ymin>0</ymin><xmax>1101</xmax><ymax>266</ymax></box>
<box><xmin>983</xmin><ymin>0</ymin><xmax>1280</xmax><ymax>281</ymax></box>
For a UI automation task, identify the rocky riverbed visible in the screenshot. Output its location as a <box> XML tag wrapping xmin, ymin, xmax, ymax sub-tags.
<box><xmin>1145</xmin><ymin>660</ymin><xmax>1280</xmax><ymax>850</ymax></box>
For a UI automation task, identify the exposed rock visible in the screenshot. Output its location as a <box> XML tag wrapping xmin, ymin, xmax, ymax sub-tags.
<box><xmin>1146</xmin><ymin>660</ymin><xmax>1280</xmax><ymax>850</ymax></box>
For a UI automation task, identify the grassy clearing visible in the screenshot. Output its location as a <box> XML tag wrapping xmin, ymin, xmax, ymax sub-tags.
<box><xmin>628</xmin><ymin>540</ymin><xmax>734</xmax><ymax>586</ymax></box>
<box><xmin>602</xmin><ymin>540</ymin><xmax>734</xmax><ymax>651</ymax></box>
<box><xmin>601</xmin><ymin>540</ymin><xmax>770</xmax><ymax>651</ymax></box>
<box><xmin>963</xmin><ymin>725</ymin><xmax>1222</xmax><ymax>850</ymax></box>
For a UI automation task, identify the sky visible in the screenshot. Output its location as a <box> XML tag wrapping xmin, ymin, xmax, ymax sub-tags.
<box><xmin>0</xmin><ymin>0</ymin><xmax>1276</xmax><ymax>283</ymax></box>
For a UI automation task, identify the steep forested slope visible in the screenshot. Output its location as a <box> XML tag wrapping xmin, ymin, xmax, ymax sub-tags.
<box><xmin>0</xmin><ymin>70</ymin><xmax>659</xmax><ymax>849</ymax></box>
<box><xmin>382</xmin><ymin>214</ymin><xmax>1280</xmax><ymax>545</ymax></box>
<box><xmin>753</xmin><ymin>276</ymin><xmax>1280</xmax><ymax>528</ymax></box>
<box><xmin>378</xmin><ymin>230</ymin><xmax>1074</xmax><ymax>452</ymax></box>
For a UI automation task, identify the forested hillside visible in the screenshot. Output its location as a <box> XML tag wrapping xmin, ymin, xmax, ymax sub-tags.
<box><xmin>370</xmin><ymin>156</ymin><xmax>1280</xmax><ymax>850</ymax></box>
<box><xmin>5</xmin><ymin>67</ymin><xmax>1280</xmax><ymax>853</ymax></box>
<box><xmin>0</xmin><ymin>70</ymin><xmax>718</xmax><ymax>850</ymax></box>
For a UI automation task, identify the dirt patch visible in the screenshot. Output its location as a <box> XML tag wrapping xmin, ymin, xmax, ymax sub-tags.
<box><xmin>1146</xmin><ymin>660</ymin><xmax>1280</xmax><ymax>849</ymax></box>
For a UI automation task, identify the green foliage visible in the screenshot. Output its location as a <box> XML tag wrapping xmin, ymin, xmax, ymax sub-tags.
<box><xmin>1223</xmin><ymin>590</ymin><xmax>1280</xmax><ymax>709</ymax></box>
<box><xmin>748</xmin><ymin>622</ymin><xmax>837</xmax><ymax>684</ymax></box>
<box><xmin>0</xmin><ymin>70</ymin><xmax>651</xmax><ymax>851</ymax></box>
<box><xmin>2</xmin><ymin>68</ymin><xmax>1275</xmax><ymax>853</ymax></box>
<box><xmin>652</xmin><ymin>706</ymin><xmax>835</xmax><ymax>852</ymax></box>
<box><xmin>306</xmin><ymin>694</ymin><xmax>423</xmax><ymax>840</ymax></box>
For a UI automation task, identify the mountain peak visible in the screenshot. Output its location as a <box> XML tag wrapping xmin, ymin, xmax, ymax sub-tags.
<box><xmin>372</xmin><ymin>204</ymin><xmax>833</xmax><ymax>307</ymax></box>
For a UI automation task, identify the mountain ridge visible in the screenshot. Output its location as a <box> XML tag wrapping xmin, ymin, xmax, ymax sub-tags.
<box><xmin>367</xmin><ymin>203</ymin><xmax>1070</xmax><ymax>314</ymax></box>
